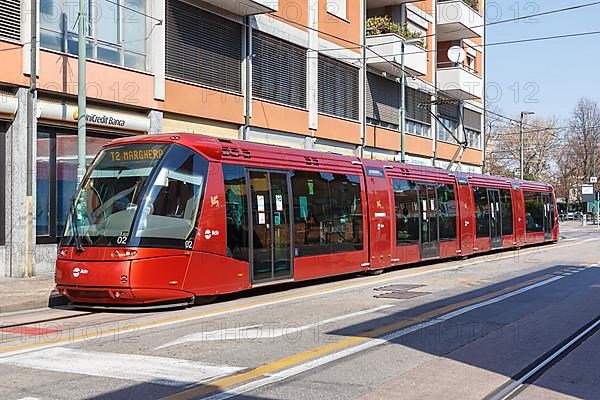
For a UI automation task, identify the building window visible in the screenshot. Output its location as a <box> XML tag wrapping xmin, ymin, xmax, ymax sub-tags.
<box><xmin>36</xmin><ymin>129</ymin><xmax>116</xmax><ymax>243</ymax></box>
<box><xmin>326</xmin><ymin>0</ymin><xmax>347</xmax><ymax>20</ymax></box>
<box><xmin>465</xmin><ymin>128</ymin><xmax>481</xmax><ymax>149</ymax></box>
<box><xmin>166</xmin><ymin>0</ymin><xmax>242</xmax><ymax>93</ymax></box>
<box><xmin>0</xmin><ymin>0</ymin><xmax>20</xmax><ymax>41</ymax></box>
<box><xmin>406</xmin><ymin>119</ymin><xmax>431</xmax><ymax>138</ymax></box>
<box><xmin>318</xmin><ymin>55</ymin><xmax>359</xmax><ymax>121</ymax></box>
<box><xmin>253</xmin><ymin>31</ymin><xmax>307</xmax><ymax>109</ymax></box>
<box><xmin>0</xmin><ymin>123</ymin><xmax>6</xmax><ymax>246</ymax></box>
<box><xmin>437</xmin><ymin>116</ymin><xmax>458</xmax><ymax>143</ymax></box>
<box><xmin>366</xmin><ymin>72</ymin><xmax>399</xmax><ymax>127</ymax></box>
<box><xmin>40</xmin><ymin>0</ymin><xmax>148</xmax><ymax>70</ymax></box>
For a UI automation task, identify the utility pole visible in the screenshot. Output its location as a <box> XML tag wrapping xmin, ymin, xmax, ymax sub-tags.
<box><xmin>399</xmin><ymin>41</ymin><xmax>406</xmax><ymax>163</ymax></box>
<box><xmin>24</xmin><ymin>0</ymin><xmax>38</xmax><ymax>277</ymax></box>
<box><xmin>77</xmin><ymin>0</ymin><xmax>87</xmax><ymax>184</ymax></box>
<box><xmin>519</xmin><ymin>111</ymin><xmax>534</xmax><ymax>180</ymax></box>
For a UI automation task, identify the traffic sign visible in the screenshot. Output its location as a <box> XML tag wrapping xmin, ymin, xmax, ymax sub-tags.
<box><xmin>591</xmin><ymin>177</ymin><xmax>598</xmax><ymax>183</ymax></box>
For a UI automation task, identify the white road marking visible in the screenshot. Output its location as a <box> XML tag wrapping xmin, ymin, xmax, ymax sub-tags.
<box><xmin>201</xmin><ymin>275</ymin><xmax>566</xmax><ymax>400</ymax></box>
<box><xmin>0</xmin><ymin>238</ymin><xmax>591</xmax><ymax>360</ymax></box>
<box><xmin>156</xmin><ymin>305</ymin><xmax>393</xmax><ymax>349</ymax></box>
<box><xmin>0</xmin><ymin>347</ymin><xmax>243</xmax><ymax>387</ymax></box>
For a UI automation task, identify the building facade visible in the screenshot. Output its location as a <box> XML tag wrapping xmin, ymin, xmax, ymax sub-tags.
<box><xmin>0</xmin><ymin>0</ymin><xmax>485</xmax><ymax>276</ymax></box>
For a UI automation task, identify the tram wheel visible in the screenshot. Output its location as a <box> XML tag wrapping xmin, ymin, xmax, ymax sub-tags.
<box><xmin>193</xmin><ymin>295</ymin><xmax>218</xmax><ymax>305</ymax></box>
<box><xmin>365</xmin><ymin>269</ymin><xmax>384</xmax><ymax>276</ymax></box>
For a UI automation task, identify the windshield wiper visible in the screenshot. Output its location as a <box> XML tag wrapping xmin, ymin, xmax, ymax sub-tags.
<box><xmin>70</xmin><ymin>197</ymin><xmax>85</xmax><ymax>253</ymax></box>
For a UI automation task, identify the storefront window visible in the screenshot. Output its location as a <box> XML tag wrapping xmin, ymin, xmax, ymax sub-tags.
<box><xmin>40</xmin><ymin>0</ymin><xmax>148</xmax><ymax>71</ymax></box>
<box><xmin>0</xmin><ymin>123</ymin><xmax>6</xmax><ymax>246</ymax></box>
<box><xmin>36</xmin><ymin>129</ymin><xmax>115</xmax><ymax>243</ymax></box>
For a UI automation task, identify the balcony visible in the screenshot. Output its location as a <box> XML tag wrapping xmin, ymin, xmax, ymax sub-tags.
<box><xmin>204</xmin><ymin>0</ymin><xmax>278</xmax><ymax>15</ymax></box>
<box><xmin>367</xmin><ymin>0</ymin><xmax>424</xmax><ymax>9</ymax></box>
<box><xmin>437</xmin><ymin>63</ymin><xmax>482</xmax><ymax>100</ymax></box>
<box><xmin>437</xmin><ymin>0</ymin><xmax>483</xmax><ymax>41</ymax></box>
<box><xmin>366</xmin><ymin>34</ymin><xmax>427</xmax><ymax>77</ymax></box>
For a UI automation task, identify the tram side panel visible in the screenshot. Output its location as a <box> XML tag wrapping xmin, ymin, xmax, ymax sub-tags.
<box><xmin>512</xmin><ymin>187</ymin><xmax>527</xmax><ymax>246</ymax></box>
<box><xmin>456</xmin><ymin>180</ymin><xmax>476</xmax><ymax>257</ymax></box>
<box><xmin>183</xmin><ymin>161</ymin><xmax>249</xmax><ymax>296</ymax></box>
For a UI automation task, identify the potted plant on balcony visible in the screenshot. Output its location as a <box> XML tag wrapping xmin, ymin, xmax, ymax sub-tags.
<box><xmin>366</xmin><ymin>16</ymin><xmax>425</xmax><ymax>47</ymax></box>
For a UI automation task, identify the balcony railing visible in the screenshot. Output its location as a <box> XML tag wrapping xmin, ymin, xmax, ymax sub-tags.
<box><xmin>366</xmin><ymin>16</ymin><xmax>425</xmax><ymax>48</ymax></box>
<box><xmin>439</xmin><ymin>0</ymin><xmax>479</xmax><ymax>11</ymax></box>
<box><xmin>437</xmin><ymin>0</ymin><xmax>483</xmax><ymax>40</ymax></box>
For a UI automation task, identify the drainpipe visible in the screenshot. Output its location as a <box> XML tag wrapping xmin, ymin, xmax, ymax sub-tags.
<box><xmin>243</xmin><ymin>16</ymin><xmax>252</xmax><ymax>141</ymax></box>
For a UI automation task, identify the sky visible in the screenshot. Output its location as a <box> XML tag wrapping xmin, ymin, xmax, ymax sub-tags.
<box><xmin>485</xmin><ymin>0</ymin><xmax>600</xmax><ymax>122</ymax></box>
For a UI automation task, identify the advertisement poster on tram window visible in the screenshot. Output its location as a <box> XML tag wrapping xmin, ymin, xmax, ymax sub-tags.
<box><xmin>275</xmin><ymin>195</ymin><xmax>283</xmax><ymax>211</ymax></box>
<box><xmin>257</xmin><ymin>195</ymin><xmax>265</xmax><ymax>212</ymax></box>
<box><xmin>258</xmin><ymin>212</ymin><xmax>266</xmax><ymax>225</ymax></box>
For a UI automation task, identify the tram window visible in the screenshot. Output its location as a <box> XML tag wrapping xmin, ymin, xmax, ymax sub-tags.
<box><xmin>437</xmin><ymin>184</ymin><xmax>457</xmax><ymax>241</ymax></box>
<box><xmin>473</xmin><ymin>186</ymin><xmax>490</xmax><ymax>238</ymax></box>
<box><xmin>223</xmin><ymin>164</ymin><xmax>249</xmax><ymax>261</ymax></box>
<box><xmin>329</xmin><ymin>174</ymin><xmax>364</xmax><ymax>252</ymax></box>
<box><xmin>291</xmin><ymin>170</ymin><xmax>332</xmax><ymax>256</ymax></box>
<box><xmin>135</xmin><ymin>146</ymin><xmax>208</xmax><ymax>244</ymax></box>
<box><xmin>524</xmin><ymin>191</ymin><xmax>544</xmax><ymax>232</ymax></box>
<box><xmin>291</xmin><ymin>171</ymin><xmax>363</xmax><ymax>256</ymax></box>
<box><xmin>500</xmin><ymin>189</ymin><xmax>513</xmax><ymax>235</ymax></box>
<box><xmin>392</xmin><ymin>179</ymin><xmax>419</xmax><ymax>245</ymax></box>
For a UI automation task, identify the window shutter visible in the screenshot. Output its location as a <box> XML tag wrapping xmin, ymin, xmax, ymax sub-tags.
<box><xmin>464</xmin><ymin>109</ymin><xmax>482</xmax><ymax>131</ymax></box>
<box><xmin>166</xmin><ymin>0</ymin><xmax>242</xmax><ymax>93</ymax></box>
<box><xmin>437</xmin><ymin>102</ymin><xmax>459</xmax><ymax>120</ymax></box>
<box><xmin>406</xmin><ymin>87</ymin><xmax>431</xmax><ymax>125</ymax></box>
<box><xmin>318</xmin><ymin>55</ymin><xmax>359</xmax><ymax>121</ymax></box>
<box><xmin>252</xmin><ymin>31</ymin><xmax>307</xmax><ymax>109</ymax></box>
<box><xmin>0</xmin><ymin>0</ymin><xmax>20</xmax><ymax>41</ymax></box>
<box><xmin>366</xmin><ymin>72</ymin><xmax>399</xmax><ymax>126</ymax></box>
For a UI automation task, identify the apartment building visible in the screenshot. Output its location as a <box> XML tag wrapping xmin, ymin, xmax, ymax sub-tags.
<box><xmin>0</xmin><ymin>0</ymin><xmax>484</xmax><ymax>276</ymax></box>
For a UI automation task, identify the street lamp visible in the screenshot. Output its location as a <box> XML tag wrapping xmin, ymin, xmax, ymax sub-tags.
<box><xmin>399</xmin><ymin>38</ymin><xmax>423</xmax><ymax>163</ymax></box>
<box><xmin>519</xmin><ymin>111</ymin><xmax>535</xmax><ymax>180</ymax></box>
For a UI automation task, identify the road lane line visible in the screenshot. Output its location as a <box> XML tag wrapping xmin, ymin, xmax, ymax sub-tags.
<box><xmin>0</xmin><ymin>347</ymin><xmax>243</xmax><ymax>387</ymax></box>
<box><xmin>0</xmin><ymin>239</ymin><xmax>590</xmax><ymax>359</ymax></box>
<box><xmin>161</xmin><ymin>274</ymin><xmax>565</xmax><ymax>400</ymax></box>
<box><xmin>156</xmin><ymin>305</ymin><xmax>394</xmax><ymax>349</ymax></box>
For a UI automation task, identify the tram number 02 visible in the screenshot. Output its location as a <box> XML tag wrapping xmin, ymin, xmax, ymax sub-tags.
<box><xmin>184</xmin><ymin>240</ymin><xmax>194</xmax><ymax>250</ymax></box>
<box><xmin>116</xmin><ymin>236</ymin><xmax>128</xmax><ymax>245</ymax></box>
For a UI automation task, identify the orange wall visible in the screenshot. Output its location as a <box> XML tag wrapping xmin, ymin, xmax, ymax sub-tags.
<box><xmin>273</xmin><ymin>0</ymin><xmax>308</xmax><ymax>31</ymax></box>
<box><xmin>163</xmin><ymin>79</ymin><xmax>245</xmax><ymax>125</ymax></box>
<box><xmin>252</xmin><ymin>100</ymin><xmax>309</xmax><ymax>136</ymax></box>
<box><xmin>317</xmin><ymin>114</ymin><xmax>361</xmax><ymax>144</ymax></box>
<box><xmin>0</xmin><ymin>41</ymin><xmax>25</xmax><ymax>86</ymax></box>
<box><xmin>318</xmin><ymin>0</ymin><xmax>361</xmax><ymax>49</ymax></box>
<box><xmin>38</xmin><ymin>50</ymin><xmax>156</xmax><ymax>109</ymax></box>
<box><xmin>437</xmin><ymin>141</ymin><xmax>482</xmax><ymax>165</ymax></box>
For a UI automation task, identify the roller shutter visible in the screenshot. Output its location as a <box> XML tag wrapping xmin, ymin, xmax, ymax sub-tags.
<box><xmin>318</xmin><ymin>55</ymin><xmax>359</xmax><ymax>121</ymax></box>
<box><xmin>366</xmin><ymin>72</ymin><xmax>399</xmax><ymax>126</ymax></box>
<box><xmin>464</xmin><ymin>108</ymin><xmax>482</xmax><ymax>131</ymax></box>
<box><xmin>166</xmin><ymin>0</ymin><xmax>242</xmax><ymax>93</ymax></box>
<box><xmin>437</xmin><ymin>102</ymin><xmax>459</xmax><ymax>120</ymax></box>
<box><xmin>252</xmin><ymin>31</ymin><xmax>307</xmax><ymax>109</ymax></box>
<box><xmin>0</xmin><ymin>0</ymin><xmax>20</xmax><ymax>41</ymax></box>
<box><xmin>406</xmin><ymin>87</ymin><xmax>431</xmax><ymax>125</ymax></box>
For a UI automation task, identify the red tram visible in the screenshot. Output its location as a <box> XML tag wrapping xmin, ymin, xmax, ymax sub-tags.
<box><xmin>55</xmin><ymin>134</ymin><xmax>558</xmax><ymax>306</ymax></box>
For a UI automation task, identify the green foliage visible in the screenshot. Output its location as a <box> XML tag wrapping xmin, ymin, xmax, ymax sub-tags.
<box><xmin>366</xmin><ymin>16</ymin><xmax>425</xmax><ymax>47</ymax></box>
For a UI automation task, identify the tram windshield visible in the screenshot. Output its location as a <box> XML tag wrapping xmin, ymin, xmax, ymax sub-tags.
<box><xmin>61</xmin><ymin>143</ymin><xmax>209</xmax><ymax>249</ymax></box>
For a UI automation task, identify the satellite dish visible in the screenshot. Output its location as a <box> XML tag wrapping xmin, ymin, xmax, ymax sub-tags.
<box><xmin>448</xmin><ymin>46</ymin><xmax>466</xmax><ymax>63</ymax></box>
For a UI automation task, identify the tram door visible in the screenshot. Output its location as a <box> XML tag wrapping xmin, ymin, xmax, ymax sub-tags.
<box><xmin>542</xmin><ymin>193</ymin><xmax>553</xmax><ymax>240</ymax></box>
<box><xmin>488</xmin><ymin>188</ymin><xmax>502</xmax><ymax>249</ymax></box>
<box><xmin>248</xmin><ymin>170</ymin><xmax>293</xmax><ymax>283</ymax></box>
<box><xmin>418</xmin><ymin>183</ymin><xmax>439</xmax><ymax>259</ymax></box>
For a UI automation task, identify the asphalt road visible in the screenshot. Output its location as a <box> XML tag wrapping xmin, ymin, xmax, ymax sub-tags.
<box><xmin>0</xmin><ymin>221</ymin><xmax>598</xmax><ymax>400</ymax></box>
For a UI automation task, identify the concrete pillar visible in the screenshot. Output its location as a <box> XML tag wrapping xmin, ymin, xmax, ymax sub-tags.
<box><xmin>4</xmin><ymin>88</ymin><xmax>36</xmax><ymax>277</ymax></box>
<box><xmin>148</xmin><ymin>110</ymin><xmax>164</xmax><ymax>134</ymax></box>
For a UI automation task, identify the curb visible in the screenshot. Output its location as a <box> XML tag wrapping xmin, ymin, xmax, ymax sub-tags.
<box><xmin>0</xmin><ymin>291</ymin><xmax>69</xmax><ymax>314</ymax></box>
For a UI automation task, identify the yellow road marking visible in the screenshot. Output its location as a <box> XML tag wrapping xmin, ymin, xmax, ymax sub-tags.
<box><xmin>161</xmin><ymin>274</ymin><xmax>554</xmax><ymax>400</ymax></box>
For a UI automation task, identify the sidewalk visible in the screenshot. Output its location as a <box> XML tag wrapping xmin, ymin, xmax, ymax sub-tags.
<box><xmin>0</xmin><ymin>275</ymin><xmax>67</xmax><ymax>313</ymax></box>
